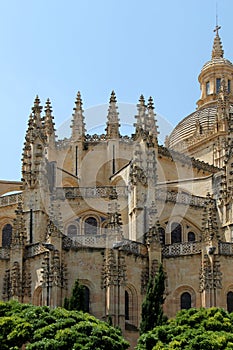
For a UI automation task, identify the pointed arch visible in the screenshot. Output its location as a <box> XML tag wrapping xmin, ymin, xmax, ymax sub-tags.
<box><xmin>125</xmin><ymin>284</ymin><xmax>138</xmax><ymax>329</ymax></box>
<box><xmin>33</xmin><ymin>286</ymin><xmax>42</xmax><ymax>306</ymax></box>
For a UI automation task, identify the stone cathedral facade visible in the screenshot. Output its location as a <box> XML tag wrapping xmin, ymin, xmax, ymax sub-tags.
<box><xmin>1</xmin><ymin>27</ymin><xmax>233</xmax><ymax>345</ymax></box>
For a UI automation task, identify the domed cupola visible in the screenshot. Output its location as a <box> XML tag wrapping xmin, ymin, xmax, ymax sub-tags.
<box><xmin>197</xmin><ymin>25</ymin><xmax>233</xmax><ymax>109</ymax></box>
<box><xmin>166</xmin><ymin>26</ymin><xmax>233</xmax><ymax>168</ymax></box>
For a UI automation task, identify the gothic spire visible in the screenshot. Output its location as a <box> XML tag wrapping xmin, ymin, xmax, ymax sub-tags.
<box><xmin>31</xmin><ymin>95</ymin><xmax>43</xmax><ymax>129</ymax></box>
<box><xmin>212</xmin><ymin>25</ymin><xmax>224</xmax><ymax>59</ymax></box>
<box><xmin>44</xmin><ymin>98</ymin><xmax>56</xmax><ymax>137</ymax></box>
<box><xmin>71</xmin><ymin>91</ymin><xmax>86</xmax><ymax>140</ymax></box>
<box><xmin>147</xmin><ymin>96</ymin><xmax>159</xmax><ymax>139</ymax></box>
<box><xmin>106</xmin><ymin>90</ymin><xmax>120</xmax><ymax>139</ymax></box>
<box><xmin>133</xmin><ymin>94</ymin><xmax>147</xmax><ymax>137</ymax></box>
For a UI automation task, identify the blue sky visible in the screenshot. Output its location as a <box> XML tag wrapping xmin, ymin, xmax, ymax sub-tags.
<box><xmin>0</xmin><ymin>0</ymin><xmax>233</xmax><ymax>180</ymax></box>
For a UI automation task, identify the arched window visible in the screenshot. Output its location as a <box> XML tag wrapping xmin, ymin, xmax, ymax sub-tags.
<box><xmin>2</xmin><ymin>224</ymin><xmax>12</xmax><ymax>247</ymax></box>
<box><xmin>171</xmin><ymin>222</ymin><xmax>182</xmax><ymax>244</ymax></box>
<box><xmin>158</xmin><ymin>227</ymin><xmax>165</xmax><ymax>245</ymax></box>
<box><xmin>180</xmin><ymin>292</ymin><xmax>191</xmax><ymax>309</ymax></box>
<box><xmin>83</xmin><ymin>286</ymin><xmax>90</xmax><ymax>313</ymax></box>
<box><xmin>227</xmin><ymin>291</ymin><xmax>233</xmax><ymax>313</ymax></box>
<box><xmin>84</xmin><ymin>217</ymin><xmax>97</xmax><ymax>235</ymax></box>
<box><xmin>188</xmin><ymin>231</ymin><xmax>195</xmax><ymax>242</ymax></box>
<box><xmin>125</xmin><ymin>290</ymin><xmax>129</xmax><ymax>320</ymax></box>
<box><xmin>67</xmin><ymin>224</ymin><xmax>77</xmax><ymax>239</ymax></box>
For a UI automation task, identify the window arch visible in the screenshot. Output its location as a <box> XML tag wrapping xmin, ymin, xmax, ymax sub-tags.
<box><xmin>84</xmin><ymin>217</ymin><xmax>98</xmax><ymax>235</ymax></box>
<box><xmin>125</xmin><ymin>285</ymin><xmax>138</xmax><ymax>329</ymax></box>
<box><xmin>2</xmin><ymin>224</ymin><xmax>12</xmax><ymax>247</ymax></box>
<box><xmin>171</xmin><ymin>222</ymin><xmax>182</xmax><ymax>244</ymax></box>
<box><xmin>158</xmin><ymin>227</ymin><xmax>165</xmax><ymax>245</ymax></box>
<box><xmin>67</xmin><ymin>224</ymin><xmax>77</xmax><ymax>239</ymax></box>
<box><xmin>227</xmin><ymin>291</ymin><xmax>233</xmax><ymax>313</ymax></box>
<box><xmin>180</xmin><ymin>292</ymin><xmax>191</xmax><ymax>309</ymax></box>
<box><xmin>188</xmin><ymin>231</ymin><xmax>195</xmax><ymax>242</ymax></box>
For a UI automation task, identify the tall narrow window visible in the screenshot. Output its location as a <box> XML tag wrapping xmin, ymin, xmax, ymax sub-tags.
<box><xmin>125</xmin><ymin>290</ymin><xmax>129</xmax><ymax>320</ymax></box>
<box><xmin>188</xmin><ymin>232</ymin><xmax>195</xmax><ymax>242</ymax></box>
<box><xmin>112</xmin><ymin>145</ymin><xmax>115</xmax><ymax>174</ymax></box>
<box><xmin>180</xmin><ymin>292</ymin><xmax>191</xmax><ymax>309</ymax></box>
<box><xmin>2</xmin><ymin>224</ymin><xmax>12</xmax><ymax>247</ymax></box>
<box><xmin>206</xmin><ymin>81</ymin><xmax>210</xmax><ymax>95</ymax></box>
<box><xmin>227</xmin><ymin>291</ymin><xmax>233</xmax><ymax>313</ymax></box>
<box><xmin>216</xmin><ymin>78</ymin><xmax>221</xmax><ymax>94</ymax></box>
<box><xmin>84</xmin><ymin>217</ymin><xmax>97</xmax><ymax>235</ymax></box>
<box><xmin>171</xmin><ymin>222</ymin><xmax>182</xmax><ymax>244</ymax></box>
<box><xmin>228</xmin><ymin>80</ymin><xmax>231</xmax><ymax>93</ymax></box>
<box><xmin>75</xmin><ymin>146</ymin><xmax>78</xmax><ymax>176</ymax></box>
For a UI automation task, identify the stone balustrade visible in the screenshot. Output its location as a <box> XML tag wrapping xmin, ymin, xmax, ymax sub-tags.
<box><xmin>62</xmin><ymin>234</ymin><xmax>107</xmax><ymax>250</ymax></box>
<box><xmin>56</xmin><ymin>186</ymin><xmax>128</xmax><ymax>200</ymax></box>
<box><xmin>0</xmin><ymin>193</ymin><xmax>22</xmax><ymax>207</ymax></box>
<box><xmin>162</xmin><ymin>241</ymin><xmax>202</xmax><ymax>257</ymax></box>
<box><xmin>25</xmin><ymin>243</ymin><xmax>48</xmax><ymax>258</ymax></box>
<box><xmin>156</xmin><ymin>188</ymin><xmax>207</xmax><ymax>208</ymax></box>
<box><xmin>219</xmin><ymin>242</ymin><xmax>233</xmax><ymax>255</ymax></box>
<box><xmin>55</xmin><ymin>186</ymin><xmax>206</xmax><ymax>208</ymax></box>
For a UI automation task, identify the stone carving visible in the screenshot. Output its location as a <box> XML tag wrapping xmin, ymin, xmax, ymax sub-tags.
<box><xmin>129</xmin><ymin>163</ymin><xmax>147</xmax><ymax>186</ymax></box>
<box><xmin>102</xmin><ymin>249</ymin><xmax>118</xmax><ymax>288</ymax></box>
<box><xmin>201</xmin><ymin>193</ymin><xmax>220</xmax><ymax>243</ymax></box>
<box><xmin>2</xmin><ymin>269</ymin><xmax>11</xmax><ymax>301</ymax></box>
<box><xmin>141</xmin><ymin>266</ymin><xmax>149</xmax><ymax>294</ymax></box>
<box><xmin>199</xmin><ymin>254</ymin><xmax>222</xmax><ymax>292</ymax></box>
<box><xmin>11</xmin><ymin>261</ymin><xmax>21</xmax><ymax>298</ymax></box>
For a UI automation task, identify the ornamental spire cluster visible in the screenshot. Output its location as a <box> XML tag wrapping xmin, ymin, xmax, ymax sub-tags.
<box><xmin>134</xmin><ymin>95</ymin><xmax>158</xmax><ymax>141</ymax></box>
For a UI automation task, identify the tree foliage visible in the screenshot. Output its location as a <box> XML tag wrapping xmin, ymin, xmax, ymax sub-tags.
<box><xmin>137</xmin><ymin>307</ymin><xmax>233</xmax><ymax>350</ymax></box>
<box><xmin>63</xmin><ymin>279</ymin><xmax>86</xmax><ymax>312</ymax></box>
<box><xmin>140</xmin><ymin>263</ymin><xmax>166</xmax><ymax>334</ymax></box>
<box><xmin>0</xmin><ymin>300</ymin><xmax>129</xmax><ymax>350</ymax></box>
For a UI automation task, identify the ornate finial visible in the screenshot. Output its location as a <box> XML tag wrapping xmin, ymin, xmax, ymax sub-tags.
<box><xmin>45</xmin><ymin>98</ymin><xmax>52</xmax><ymax>113</ymax></box>
<box><xmin>34</xmin><ymin>95</ymin><xmax>41</xmax><ymax>106</ymax></box>
<box><xmin>212</xmin><ymin>24</ymin><xmax>224</xmax><ymax>59</ymax></box>
<box><xmin>139</xmin><ymin>94</ymin><xmax>145</xmax><ymax>105</ymax></box>
<box><xmin>110</xmin><ymin>90</ymin><xmax>117</xmax><ymax>103</ymax></box>
<box><xmin>106</xmin><ymin>91</ymin><xmax>120</xmax><ymax>139</ymax></box>
<box><xmin>148</xmin><ymin>96</ymin><xmax>154</xmax><ymax>110</ymax></box>
<box><xmin>32</xmin><ymin>95</ymin><xmax>42</xmax><ymax>114</ymax></box>
<box><xmin>74</xmin><ymin>91</ymin><xmax>83</xmax><ymax>110</ymax></box>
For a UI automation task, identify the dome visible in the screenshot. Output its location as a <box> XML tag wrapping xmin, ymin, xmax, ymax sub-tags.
<box><xmin>167</xmin><ymin>106</ymin><xmax>217</xmax><ymax>149</ymax></box>
<box><xmin>201</xmin><ymin>57</ymin><xmax>233</xmax><ymax>72</ymax></box>
<box><xmin>167</xmin><ymin>27</ymin><xmax>233</xmax><ymax>153</ymax></box>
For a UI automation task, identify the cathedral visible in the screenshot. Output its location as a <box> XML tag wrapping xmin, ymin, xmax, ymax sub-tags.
<box><xmin>1</xmin><ymin>26</ymin><xmax>233</xmax><ymax>346</ymax></box>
